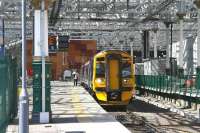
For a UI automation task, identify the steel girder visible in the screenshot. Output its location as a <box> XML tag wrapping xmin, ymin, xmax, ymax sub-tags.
<box><xmin>0</xmin><ymin>0</ymin><xmax>199</xmax><ymax>51</ymax></box>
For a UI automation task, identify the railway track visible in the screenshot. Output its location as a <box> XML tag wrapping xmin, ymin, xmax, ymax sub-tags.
<box><xmin>105</xmin><ymin>99</ymin><xmax>200</xmax><ymax>133</ymax></box>
<box><xmin>110</xmin><ymin>111</ymin><xmax>165</xmax><ymax>133</ymax></box>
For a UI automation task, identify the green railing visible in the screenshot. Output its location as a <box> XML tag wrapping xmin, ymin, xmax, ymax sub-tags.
<box><xmin>136</xmin><ymin>75</ymin><xmax>199</xmax><ymax>97</ymax></box>
<box><xmin>0</xmin><ymin>56</ymin><xmax>18</xmax><ymax>132</ymax></box>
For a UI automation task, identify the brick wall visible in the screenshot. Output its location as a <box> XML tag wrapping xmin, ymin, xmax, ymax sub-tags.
<box><xmin>26</xmin><ymin>38</ymin><xmax>97</xmax><ymax>80</ymax></box>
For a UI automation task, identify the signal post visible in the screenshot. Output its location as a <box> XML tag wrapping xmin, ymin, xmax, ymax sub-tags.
<box><xmin>31</xmin><ymin>0</ymin><xmax>53</xmax><ymax>123</ymax></box>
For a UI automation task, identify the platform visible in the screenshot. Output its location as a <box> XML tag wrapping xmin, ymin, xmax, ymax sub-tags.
<box><xmin>6</xmin><ymin>81</ymin><xmax>130</xmax><ymax>133</ymax></box>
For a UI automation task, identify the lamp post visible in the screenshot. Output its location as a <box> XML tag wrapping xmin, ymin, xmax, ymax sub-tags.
<box><xmin>170</xmin><ymin>23</ymin><xmax>173</xmax><ymax>77</ymax></box>
<box><xmin>19</xmin><ymin>0</ymin><xmax>29</xmax><ymax>132</ymax></box>
<box><xmin>176</xmin><ymin>0</ymin><xmax>186</xmax><ymax>77</ymax></box>
<box><xmin>164</xmin><ymin>9</ymin><xmax>174</xmax><ymax>75</ymax></box>
<box><xmin>164</xmin><ymin>21</ymin><xmax>173</xmax><ymax>75</ymax></box>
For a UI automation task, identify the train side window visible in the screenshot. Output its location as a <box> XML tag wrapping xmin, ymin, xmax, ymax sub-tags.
<box><xmin>96</xmin><ymin>63</ymin><xmax>105</xmax><ymax>77</ymax></box>
<box><xmin>121</xmin><ymin>62</ymin><xmax>132</xmax><ymax>78</ymax></box>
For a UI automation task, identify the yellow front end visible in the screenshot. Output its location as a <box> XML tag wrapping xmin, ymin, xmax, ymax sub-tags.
<box><xmin>94</xmin><ymin>78</ymin><xmax>107</xmax><ymax>101</ymax></box>
<box><xmin>121</xmin><ymin>78</ymin><xmax>135</xmax><ymax>101</ymax></box>
<box><xmin>92</xmin><ymin>50</ymin><xmax>136</xmax><ymax>106</ymax></box>
<box><xmin>92</xmin><ymin>53</ymin><xmax>107</xmax><ymax>102</ymax></box>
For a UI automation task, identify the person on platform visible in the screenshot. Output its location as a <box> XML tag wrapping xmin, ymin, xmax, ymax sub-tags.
<box><xmin>72</xmin><ymin>71</ymin><xmax>78</xmax><ymax>86</ymax></box>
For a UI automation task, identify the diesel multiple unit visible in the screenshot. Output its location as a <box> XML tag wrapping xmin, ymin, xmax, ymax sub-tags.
<box><xmin>80</xmin><ymin>50</ymin><xmax>136</xmax><ymax>107</ymax></box>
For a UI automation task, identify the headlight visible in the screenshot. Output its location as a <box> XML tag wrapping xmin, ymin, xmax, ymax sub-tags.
<box><xmin>95</xmin><ymin>78</ymin><xmax>106</xmax><ymax>87</ymax></box>
<box><xmin>123</xmin><ymin>79</ymin><xmax>128</xmax><ymax>83</ymax></box>
<box><xmin>122</xmin><ymin>79</ymin><xmax>133</xmax><ymax>87</ymax></box>
<box><xmin>96</xmin><ymin>78</ymin><xmax>103</xmax><ymax>83</ymax></box>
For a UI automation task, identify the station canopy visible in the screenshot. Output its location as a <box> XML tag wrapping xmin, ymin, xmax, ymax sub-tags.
<box><xmin>0</xmin><ymin>0</ymin><xmax>198</xmax><ymax>51</ymax></box>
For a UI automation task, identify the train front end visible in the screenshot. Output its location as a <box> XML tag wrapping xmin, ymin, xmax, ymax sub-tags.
<box><xmin>93</xmin><ymin>50</ymin><xmax>135</xmax><ymax>106</ymax></box>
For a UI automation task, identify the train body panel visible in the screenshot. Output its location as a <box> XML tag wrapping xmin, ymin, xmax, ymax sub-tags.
<box><xmin>109</xmin><ymin>59</ymin><xmax>120</xmax><ymax>90</ymax></box>
<box><xmin>81</xmin><ymin>50</ymin><xmax>136</xmax><ymax>106</ymax></box>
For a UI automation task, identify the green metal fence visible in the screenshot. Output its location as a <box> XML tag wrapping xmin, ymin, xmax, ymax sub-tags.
<box><xmin>0</xmin><ymin>56</ymin><xmax>18</xmax><ymax>132</ymax></box>
<box><xmin>136</xmin><ymin>74</ymin><xmax>199</xmax><ymax>97</ymax></box>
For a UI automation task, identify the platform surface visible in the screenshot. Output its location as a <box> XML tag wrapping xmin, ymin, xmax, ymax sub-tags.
<box><xmin>6</xmin><ymin>81</ymin><xmax>130</xmax><ymax>133</ymax></box>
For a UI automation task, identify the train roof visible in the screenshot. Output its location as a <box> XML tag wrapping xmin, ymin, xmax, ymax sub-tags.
<box><xmin>95</xmin><ymin>50</ymin><xmax>131</xmax><ymax>56</ymax></box>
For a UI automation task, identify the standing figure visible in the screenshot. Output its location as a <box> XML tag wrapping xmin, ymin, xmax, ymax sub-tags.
<box><xmin>73</xmin><ymin>71</ymin><xmax>78</xmax><ymax>86</ymax></box>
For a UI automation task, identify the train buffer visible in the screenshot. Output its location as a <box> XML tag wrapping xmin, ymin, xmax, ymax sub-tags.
<box><xmin>6</xmin><ymin>81</ymin><xmax>130</xmax><ymax>133</ymax></box>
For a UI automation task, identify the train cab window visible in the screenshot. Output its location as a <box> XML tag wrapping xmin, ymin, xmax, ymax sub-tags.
<box><xmin>97</xmin><ymin>57</ymin><xmax>105</xmax><ymax>61</ymax></box>
<box><xmin>96</xmin><ymin>63</ymin><xmax>105</xmax><ymax>77</ymax></box>
<box><xmin>121</xmin><ymin>62</ymin><xmax>132</xmax><ymax>78</ymax></box>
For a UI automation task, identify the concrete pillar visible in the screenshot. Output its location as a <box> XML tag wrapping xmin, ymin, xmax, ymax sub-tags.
<box><xmin>143</xmin><ymin>30</ymin><xmax>149</xmax><ymax>59</ymax></box>
<box><xmin>119</xmin><ymin>40</ymin><xmax>123</xmax><ymax>51</ymax></box>
<box><xmin>179</xmin><ymin>19</ymin><xmax>184</xmax><ymax>68</ymax></box>
<box><xmin>153</xmin><ymin>31</ymin><xmax>158</xmax><ymax>58</ymax></box>
<box><xmin>130</xmin><ymin>42</ymin><xmax>133</xmax><ymax>57</ymax></box>
<box><xmin>184</xmin><ymin>37</ymin><xmax>194</xmax><ymax>75</ymax></box>
<box><xmin>121</xmin><ymin>44</ymin><xmax>123</xmax><ymax>51</ymax></box>
<box><xmin>164</xmin><ymin>22</ymin><xmax>171</xmax><ymax>75</ymax></box>
<box><xmin>166</xmin><ymin>28</ymin><xmax>170</xmax><ymax>67</ymax></box>
<box><xmin>177</xmin><ymin>14</ymin><xmax>185</xmax><ymax>76</ymax></box>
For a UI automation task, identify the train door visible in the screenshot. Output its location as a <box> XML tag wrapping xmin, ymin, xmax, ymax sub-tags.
<box><xmin>107</xmin><ymin>55</ymin><xmax>121</xmax><ymax>90</ymax></box>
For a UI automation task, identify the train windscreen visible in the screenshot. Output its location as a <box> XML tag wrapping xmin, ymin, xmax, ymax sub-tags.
<box><xmin>121</xmin><ymin>62</ymin><xmax>132</xmax><ymax>78</ymax></box>
<box><xmin>96</xmin><ymin>63</ymin><xmax>105</xmax><ymax>77</ymax></box>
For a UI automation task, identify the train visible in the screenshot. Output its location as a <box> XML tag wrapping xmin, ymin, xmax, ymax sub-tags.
<box><xmin>80</xmin><ymin>50</ymin><xmax>136</xmax><ymax>107</ymax></box>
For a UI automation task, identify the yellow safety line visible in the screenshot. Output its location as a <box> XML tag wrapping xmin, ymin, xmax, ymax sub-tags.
<box><xmin>71</xmin><ymin>86</ymin><xmax>91</xmax><ymax>122</ymax></box>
